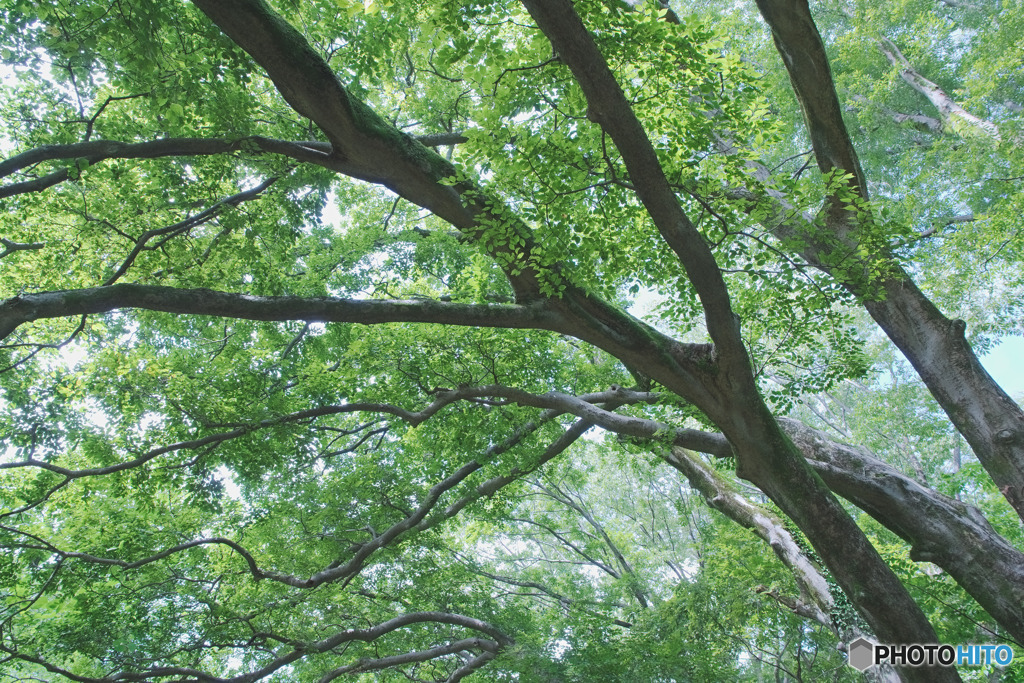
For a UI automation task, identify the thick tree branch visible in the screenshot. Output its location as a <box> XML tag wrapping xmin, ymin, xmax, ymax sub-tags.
<box><xmin>0</xmin><ymin>285</ymin><xmax>565</xmax><ymax>342</ymax></box>
<box><xmin>182</xmin><ymin>0</ymin><xmax>739</xmax><ymax>449</ymax></box>
<box><xmin>0</xmin><ymin>137</ymin><xmax>333</xmax><ymax>198</ymax></box>
<box><xmin>780</xmin><ymin>418</ymin><xmax>1024</xmax><ymax>645</ymax></box>
<box><xmin>0</xmin><ymin>138</ymin><xmax>272</xmax><ymax>178</ymax></box>
<box><xmin>312</xmin><ymin>611</ymin><xmax>513</xmax><ymax>649</ymax></box>
<box><xmin>753</xmin><ymin>0</ymin><xmax>868</xmax><ymax>198</ymax></box>
<box><xmin>0</xmin><ymin>238</ymin><xmax>45</xmax><ymax>260</ymax></box>
<box><xmin>754</xmin><ymin>0</ymin><xmax>1024</xmax><ymax>524</ymax></box>
<box><xmin>655</xmin><ymin>415</ymin><xmax>1024</xmax><ymax>644</ymax></box>
<box><xmin>0</xmin><ymin>284</ymin><xmax>727</xmax><ymax>426</ymax></box>
<box><xmin>519</xmin><ymin>0</ymin><xmax>746</xmax><ymax>367</ymax></box>
<box><xmin>415</xmin><ymin>132</ymin><xmax>469</xmax><ymax>147</ymax></box>
<box><xmin>190</xmin><ymin>0</ymin><xmax>552</xmax><ymax>300</ymax></box>
<box><xmin>418</xmin><ymin>385</ymin><xmax>1024</xmax><ymax>645</ymax></box>
<box><xmin>519</xmin><ymin>3</ymin><xmax>951</xmax><ymax>666</ymax></box>
<box><xmin>0</xmin><ymin>132</ymin><xmax>466</xmax><ymax>198</ymax></box>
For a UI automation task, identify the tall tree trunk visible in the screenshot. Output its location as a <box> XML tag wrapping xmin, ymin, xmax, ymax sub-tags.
<box><xmin>753</xmin><ymin>0</ymin><xmax>1024</xmax><ymax>523</ymax></box>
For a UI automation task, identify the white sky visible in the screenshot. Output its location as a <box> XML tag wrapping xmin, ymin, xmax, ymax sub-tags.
<box><xmin>981</xmin><ymin>336</ymin><xmax>1024</xmax><ymax>400</ymax></box>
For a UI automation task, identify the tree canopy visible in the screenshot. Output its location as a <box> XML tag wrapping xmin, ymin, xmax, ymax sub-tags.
<box><xmin>0</xmin><ymin>0</ymin><xmax>1022</xmax><ymax>681</ymax></box>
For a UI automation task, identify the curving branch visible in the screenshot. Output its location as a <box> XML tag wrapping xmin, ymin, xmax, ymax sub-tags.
<box><xmin>658</xmin><ymin>446</ymin><xmax>835</xmax><ymax>630</ymax></box>
<box><xmin>0</xmin><ymin>132</ymin><xmax>473</xmax><ymax>199</ymax></box>
<box><xmin>427</xmin><ymin>385</ymin><xmax>726</xmax><ymax>454</ymax></box>
<box><xmin>2</xmin><ymin>611</ymin><xmax>512</xmax><ymax>683</ymax></box>
<box><xmin>877</xmin><ymin>38</ymin><xmax>1003</xmax><ymax>143</ymax></box>
<box><xmin>190</xmin><ymin>0</ymin><xmax>553</xmax><ymax>301</ymax></box>
<box><xmin>0</xmin><ymin>404</ymin><xmax>430</xmax><ymax>479</ymax></box>
<box><xmin>519</xmin><ymin>0</ymin><xmax>745</xmax><ymax>366</ymax></box>
<box><xmin>417</xmin><ymin>417</ymin><xmax>598</xmax><ymax>531</ymax></box>
<box><xmin>0</xmin><ymin>286</ymin><xmax>725</xmax><ymax>410</ymax></box>
<box><xmin>918</xmin><ymin>214</ymin><xmax>976</xmax><ymax>239</ymax></box>
<box><xmin>317</xmin><ymin>638</ymin><xmax>500</xmax><ymax>682</ymax></box>
<box><xmin>780</xmin><ymin>418</ymin><xmax>1024</xmax><ymax>645</ymax></box>
<box><xmin>0</xmin><ymin>402</ymin><xmax>449</xmax><ymax>520</ymax></box>
<box><xmin>264</xmin><ymin>414</ymin><xmax>597</xmax><ymax>589</ymax></box>
<box><xmin>4</xmin><ymin>416</ymin><xmax>598</xmax><ymax>621</ymax></box>
<box><xmin>511</xmin><ymin>11</ymin><xmax>949</xmax><ymax>660</ymax></box>
<box><xmin>458</xmin><ymin>558</ymin><xmax>634</xmax><ymax>629</ymax></box>
<box><xmin>847</xmin><ymin>92</ymin><xmax>944</xmax><ymax>135</ymax></box>
<box><xmin>0</xmin><ymin>137</ymin><xmax>330</xmax><ymax>198</ymax></box>
<box><xmin>754</xmin><ymin>0</ymin><xmax>1024</xmax><ymax>525</ymax></box>
<box><xmin>0</xmin><ymin>528</ymin><xmax>266</xmax><ymax>583</ymax></box>
<box><xmin>102</xmin><ymin>177</ymin><xmax>279</xmax><ymax>286</ymax></box>
<box><xmin>5</xmin><ymin>374</ymin><xmax>1022</xmax><ymax>667</ymax></box>
<box><xmin>258</xmin><ymin>427</ymin><xmax>583</xmax><ymax>589</ymax></box>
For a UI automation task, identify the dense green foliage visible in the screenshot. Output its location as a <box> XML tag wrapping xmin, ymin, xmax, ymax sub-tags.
<box><xmin>0</xmin><ymin>0</ymin><xmax>1021</xmax><ymax>681</ymax></box>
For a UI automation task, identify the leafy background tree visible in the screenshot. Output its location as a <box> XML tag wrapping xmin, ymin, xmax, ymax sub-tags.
<box><xmin>0</xmin><ymin>0</ymin><xmax>1021</xmax><ymax>681</ymax></box>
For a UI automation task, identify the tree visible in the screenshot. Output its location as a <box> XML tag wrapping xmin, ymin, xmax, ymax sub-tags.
<box><xmin>0</xmin><ymin>0</ymin><xmax>1021</xmax><ymax>681</ymax></box>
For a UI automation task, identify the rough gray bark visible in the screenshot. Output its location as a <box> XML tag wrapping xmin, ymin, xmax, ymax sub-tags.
<box><xmin>781</xmin><ymin>418</ymin><xmax>1024</xmax><ymax>645</ymax></box>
